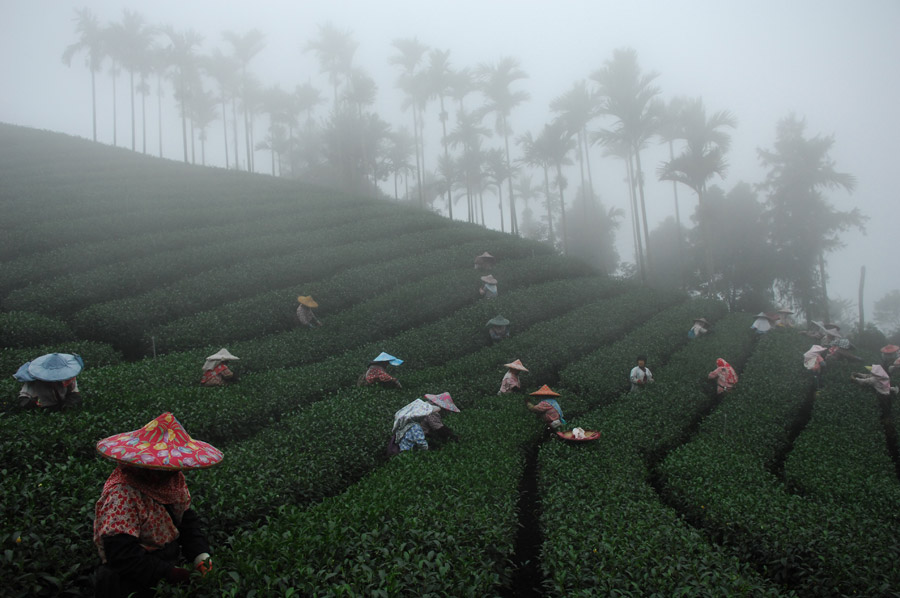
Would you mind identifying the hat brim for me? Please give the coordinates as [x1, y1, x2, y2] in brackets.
[26, 353, 83, 382]
[96, 413, 223, 470]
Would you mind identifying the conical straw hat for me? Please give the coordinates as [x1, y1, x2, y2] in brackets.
[480, 275, 498, 284]
[503, 359, 528, 372]
[96, 412, 223, 470]
[530, 384, 561, 397]
[297, 295, 318, 308]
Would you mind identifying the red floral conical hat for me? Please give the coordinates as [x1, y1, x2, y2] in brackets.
[96, 412, 223, 470]
[530, 384, 561, 397]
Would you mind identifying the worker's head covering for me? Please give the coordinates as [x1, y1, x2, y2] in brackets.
[424, 391, 459, 412]
[777, 308, 794, 314]
[392, 399, 439, 441]
[824, 323, 840, 331]
[372, 352, 403, 366]
[693, 317, 709, 326]
[480, 275, 498, 285]
[504, 359, 529, 372]
[96, 412, 223, 470]
[297, 295, 318, 308]
[474, 252, 495, 264]
[14, 353, 84, 382]
[880, 344, 900, 355]
[530, 384, 561, 397]
[203, 348, 239, 370]
[487, 316, 510, 327]
[754, 312, 777, 321]
[804, 345, 827, 358]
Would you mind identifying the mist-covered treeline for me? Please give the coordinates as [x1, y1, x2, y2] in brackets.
[62, 6, 891, 340]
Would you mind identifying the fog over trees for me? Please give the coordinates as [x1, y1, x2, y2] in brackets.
[3, 1, 897, 340]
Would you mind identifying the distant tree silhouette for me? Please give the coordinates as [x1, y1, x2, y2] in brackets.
[62, 7, 104, 142]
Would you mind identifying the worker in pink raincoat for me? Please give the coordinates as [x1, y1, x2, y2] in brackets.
[708, 358, 738, 394]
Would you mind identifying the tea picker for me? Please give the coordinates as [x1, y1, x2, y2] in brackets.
[200, 348, 239, 387]
[388, 392, 460, 454]
[487, 315, 510, 343]
[479, 275, 498, 299]
[708, 357, 738, 394]
[296, 295, 323, 328]
[498, 359, 528, 395]
[359, 352, 403, 388]
[525, 385, 566, 431]
[14, 352, 84, 411]
[93, 413, 221, 597]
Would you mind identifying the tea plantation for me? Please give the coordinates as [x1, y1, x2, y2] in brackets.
[2, 123, 899, 597]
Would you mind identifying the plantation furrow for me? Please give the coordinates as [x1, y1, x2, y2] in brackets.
[537, 313, 792, 596]
[783, 363, 900, 518]
[656, 330, 900, 595]
[144, 232, 534, 353]
[3, 209, 443, 320]
[0, 199, 380, 298]
[186, 292, 694, 597]
[0, 257, 591, 475]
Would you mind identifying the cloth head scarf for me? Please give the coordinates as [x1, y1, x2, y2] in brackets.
[716, 358, 738, 386]
[203, 348, 239, 371]
[803, 345, 826, 369]
[392, 398, 439, 442]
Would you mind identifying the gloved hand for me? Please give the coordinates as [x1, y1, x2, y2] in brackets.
[166, 567, 191, 585]
[194, 553, 213, 576]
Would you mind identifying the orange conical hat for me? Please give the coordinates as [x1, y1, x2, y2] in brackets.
[503, 359, 528, 372]
[297, 295, 318, 308]
[530, 384, 560, 397]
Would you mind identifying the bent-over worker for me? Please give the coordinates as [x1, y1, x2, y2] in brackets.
[708, 357, 738, 394]
[296, 295, 322, 328]
[359, 352, 403, 388]
[14, 352, 84, 411]
[498, 359, 528, 395]
[200, 348, 239, 387]
[93, 412, 221, 598]
[390, 392, 460, 452]
[526, 385, 566, 430]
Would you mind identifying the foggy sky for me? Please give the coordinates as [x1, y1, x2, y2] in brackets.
[2, 0, 897, 323]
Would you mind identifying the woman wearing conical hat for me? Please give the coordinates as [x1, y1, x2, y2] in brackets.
[851, 365, 899, 396]
[13, 352, 84, 411]
[498, 359, 528, 395]
[474, 252, 496, 271]
[487, 315, 510, 343]
[688, 317, 710, 339]
[199, 348, 239, 387]
[479, 274, 498, 299]
[93, 413, 222, 597]
[296, 295, 322, 328]
[750, 312, 777, 334]
[526, 385, 566, 431]
[358, 352, 403, 389]
[389, 392, 460, 453]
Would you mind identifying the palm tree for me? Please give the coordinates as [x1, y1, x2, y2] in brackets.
[224, 29, 266, 172]
[162, 25, 203, 163]
[306, 23, 356, 110]
[657, 97, 737, 296]
[62, 7, 105, 142]
[475, 57, 530, 235]
[541, 121, 575, 253]
[592, 47, 662, 272]
[260, 85, 293, 175]
[390, 37, 429, 207]
[191, 86, 218, 166]
[427, 49, 457, 219]
[386, 128, 415, 200]
[343, 68, 378, 188]
[109, 9, 154, 152]
[446, 109, 491, 225]
[484, 148, 513, 228]
[550, 80, 598, 217]
[602, 135, 645, 278]
[203, 49, 239, 168]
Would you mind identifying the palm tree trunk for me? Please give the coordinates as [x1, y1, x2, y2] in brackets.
[412, 109, 423, 207]
[232, 97, 240, 170]
[111, 64, 118, 146]
[180, 75, 188, 163]
[440, 96, 453, 220]
[91, 68, 98, 142]
[542, 166, 554, 246]
[633, 148, 652, 274]
[697, 189, 717, 297]
[156, 74, 163, 158]
[819, 251, 830, 323]
[129, 69, 136, 151]
[625, 152, 645, 282]
[556, 161, 568, 254]
[140, 74, 147, 154]
[221, 95, 229, 169]
[582, 127, 595, 205]
[503, 125, 517, 235]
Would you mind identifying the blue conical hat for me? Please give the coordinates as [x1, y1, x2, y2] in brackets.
[23, 353, 83, 382]
[372, 352, 403, 366]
